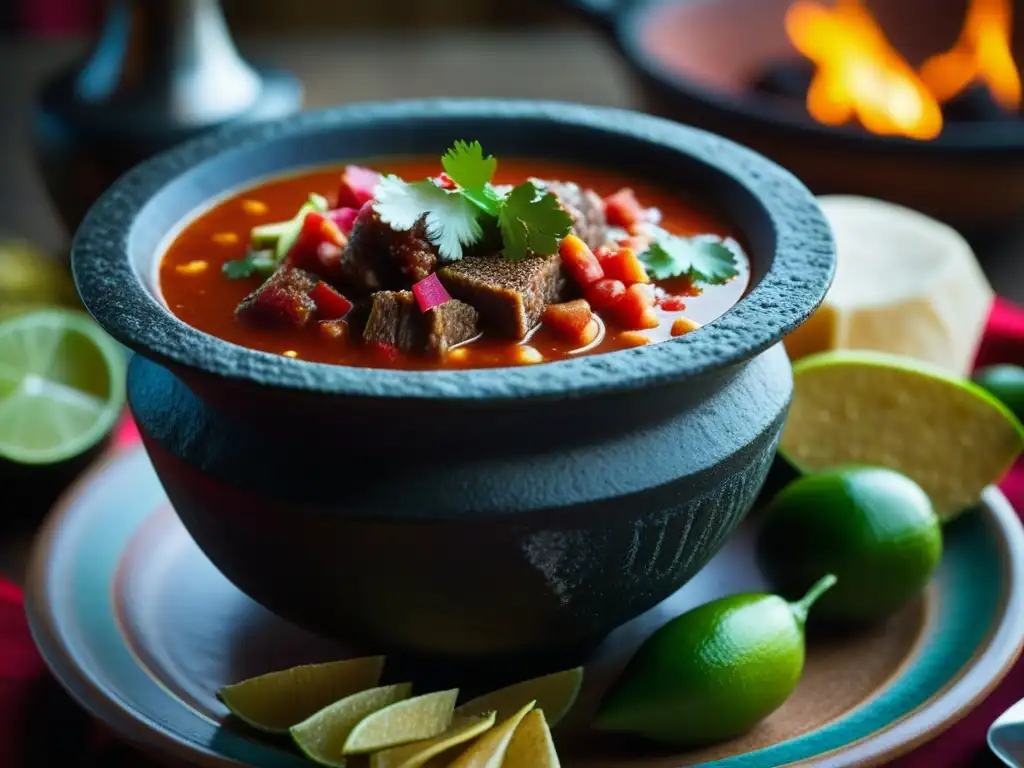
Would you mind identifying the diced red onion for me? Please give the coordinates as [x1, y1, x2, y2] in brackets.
[337, 165, 381, 209]
[328, 207, 359, 235]
[412, 272, 452, 312]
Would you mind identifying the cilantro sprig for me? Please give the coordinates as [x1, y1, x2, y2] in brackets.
[638, 235, 739, 285]
[374, 140, 573, 262]
[498, 182, 573, 261]
[442, 140, 500, 215]
[222, 250, 276, 280]
[374, 175, 483, 262]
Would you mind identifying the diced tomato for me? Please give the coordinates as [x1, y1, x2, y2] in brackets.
[600, 247, 650, 285]
[543, 299, 593, 343]
[584, 278, 626, 311]
[327, 207, 359, 235]
[310, 281, 353, 320]
[603, 188, 646, 229]
[559, 235, 604, 286]
[594, 245, 615, 264]
[337, 165, 381, 209]
[368, 341, 399, 362]
[436, 172, 457, 190]
[286, 212, 345, 272]
[578, 318, 601, 347]
[305, 211, 345, 248]
[659, 294, 687, 311]
[613, 283, 660, 330]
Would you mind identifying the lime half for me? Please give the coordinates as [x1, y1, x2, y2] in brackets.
[0, 241, 79, 318]
[0, 309, 125, 465]
[782, 350, 1024, 519]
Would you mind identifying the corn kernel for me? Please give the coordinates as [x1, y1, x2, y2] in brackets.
[213, 232, 239, 245]
[319, 321, 347, 341]
[516, 345, 545, 365]
[620, 332, 651, 348]
[447, 347, 469, 362]
[282, 350, 299, 359]
[241, 199, 268, 215]
[174, 260, 208, 276]
[671, 317, 701, 337]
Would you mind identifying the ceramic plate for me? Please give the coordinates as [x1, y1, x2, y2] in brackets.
[26, 447, 1024, 768]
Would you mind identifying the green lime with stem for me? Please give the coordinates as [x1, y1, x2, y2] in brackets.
[593, 574, 836, 747]
[758, 467, 942, 625]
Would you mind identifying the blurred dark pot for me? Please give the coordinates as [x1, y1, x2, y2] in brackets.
[563, 0, 1024, 230]
[34, 0, 301, 236]
[72, 99, 834, 662]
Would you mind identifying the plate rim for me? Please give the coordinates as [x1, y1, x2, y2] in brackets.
[26, 450, 258, 768]
[781, 486, 1024, 767]
[24, 448, 1024, 768]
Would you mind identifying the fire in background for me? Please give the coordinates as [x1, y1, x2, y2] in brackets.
[783, 0, 1021, 139]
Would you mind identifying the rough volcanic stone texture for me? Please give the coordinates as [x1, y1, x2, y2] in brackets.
[73, 99, 835, 402]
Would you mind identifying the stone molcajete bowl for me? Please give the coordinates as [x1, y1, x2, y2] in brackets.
[71, 100, 834, 665]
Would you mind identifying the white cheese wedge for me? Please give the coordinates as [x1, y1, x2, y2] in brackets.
[784, 195, 993, 376]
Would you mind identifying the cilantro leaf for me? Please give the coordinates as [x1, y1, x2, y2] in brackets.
[373, 175, 483, 262]
[442, 140, 500, 216]
[222, 258, 255, 279]
[222, 250, 276, 280]
[497, 182, 574, 261]
[639, 235, 739, 284]
[442, 140, 496, 193]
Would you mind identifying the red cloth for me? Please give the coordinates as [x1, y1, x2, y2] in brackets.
[2, 301, 1023, 766]
[20, 0, 101, 35]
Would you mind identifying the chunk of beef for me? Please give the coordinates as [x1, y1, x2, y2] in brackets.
[340, 206, 438, 293]
[363, 290, 479, 358]
[535, 179, 610, 250]
[345, 298, 372, 338]
[438, 254, 566, 339]
[235, 266, 318, 328]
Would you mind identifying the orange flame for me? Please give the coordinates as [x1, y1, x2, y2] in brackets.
[919, 0, 1021, 112]
[785, 0, 943, 139]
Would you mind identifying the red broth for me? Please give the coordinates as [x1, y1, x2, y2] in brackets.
[159, 159, 750, 370]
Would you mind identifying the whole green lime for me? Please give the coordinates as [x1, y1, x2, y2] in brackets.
[593, 575, 836, 747]
[974, 364, 1024, 424]
[758, 467, 942, 625]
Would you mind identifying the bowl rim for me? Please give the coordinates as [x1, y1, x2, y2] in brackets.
[618, 0, 1024, 155]
[72, 98, 834, 402]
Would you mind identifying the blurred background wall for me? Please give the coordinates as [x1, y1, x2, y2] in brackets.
[1, 0, 567, 34]
[221, 0, 564, 30]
